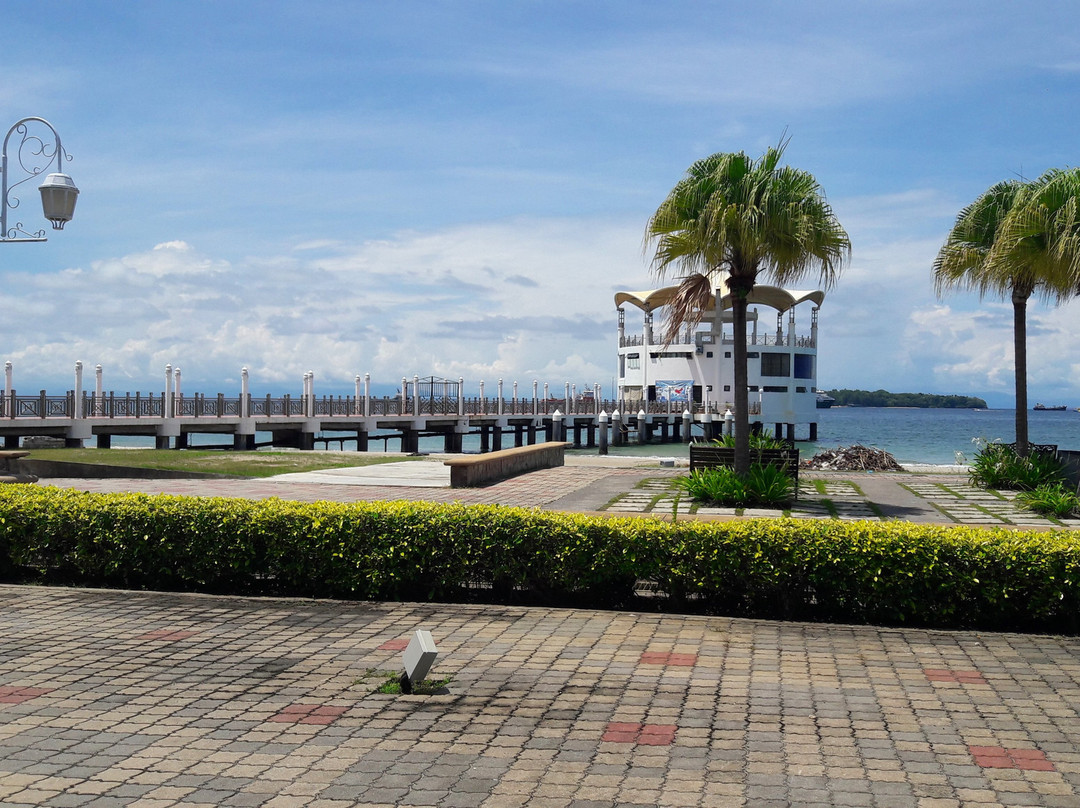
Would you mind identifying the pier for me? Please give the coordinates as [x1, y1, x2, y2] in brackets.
[0, 366, 735, 453]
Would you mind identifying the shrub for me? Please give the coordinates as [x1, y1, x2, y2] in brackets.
[1017, 485, 1080, 518]
[1, 485, 1079, 633]
[968, 441, 1066, 491]
[675, 462, 795, 507]
[709, 433, 790, 450]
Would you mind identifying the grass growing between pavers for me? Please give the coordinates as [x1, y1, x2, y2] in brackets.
[23, 448, 423, 477]
[354, 669, 453, 695]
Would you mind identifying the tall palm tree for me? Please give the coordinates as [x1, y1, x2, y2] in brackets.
[645, 143, 850, 475]
[933, 168, 1080, 456]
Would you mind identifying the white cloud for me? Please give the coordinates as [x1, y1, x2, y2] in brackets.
[1, 217, 648, 395]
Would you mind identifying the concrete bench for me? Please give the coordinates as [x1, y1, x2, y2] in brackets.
[443, 442, 568, 488]
[0, 450, 38, 484]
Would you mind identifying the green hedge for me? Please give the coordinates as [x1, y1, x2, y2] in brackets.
[2, 485, 1079, 633]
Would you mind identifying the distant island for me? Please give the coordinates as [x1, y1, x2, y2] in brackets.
[824, 389, 988, 409]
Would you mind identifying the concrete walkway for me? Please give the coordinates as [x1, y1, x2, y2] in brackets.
[36, 460, 1080, 529]
[2, 585, 1079, 808]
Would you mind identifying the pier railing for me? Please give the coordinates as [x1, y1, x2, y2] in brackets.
[0, 390, 768, 420]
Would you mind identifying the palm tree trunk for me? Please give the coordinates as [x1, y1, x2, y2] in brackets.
[731, 288, 751, 476]
[1012, 287, 1029, 457]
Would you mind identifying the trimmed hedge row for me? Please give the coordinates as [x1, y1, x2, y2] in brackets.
[2, 485, 1079, 633]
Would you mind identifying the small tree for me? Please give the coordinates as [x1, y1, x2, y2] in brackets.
[645, 141, 849, 474]
[934, 168, 1080, 455]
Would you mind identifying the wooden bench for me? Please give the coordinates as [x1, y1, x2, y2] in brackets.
[443, 442, 569, 488]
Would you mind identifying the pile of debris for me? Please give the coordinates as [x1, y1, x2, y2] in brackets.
[802, 445, 904, 472]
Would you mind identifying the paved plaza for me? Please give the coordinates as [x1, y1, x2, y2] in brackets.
[4, 460, 1080, 807]
[2, 586, 1079, 808]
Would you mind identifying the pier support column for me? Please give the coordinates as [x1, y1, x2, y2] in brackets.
[492, 424, 503, 452]
[586, 421, 596, 448]
[660, 420, 669, 442]
[443, 430, 462, 453]
[234, 433, 256, 451]
[4, 435, 19, 449]
[786, 423, 795, 443]
[97, 434, 111, 449]
[572, 422, 583, 448]
[480, 426, 491, 453]
[527, 423, 537, 445]
[356, 430, 369, 452]
[682, 411, 692, 444]
[514, 424, 524, 448]
[176, 432, 189, 450]
[774, 423, 783, 440]
[155, 435, 170, 450]
[400, 429, 419, 454]
[671, 418, 681, 443]
[809, 422, 817, 441]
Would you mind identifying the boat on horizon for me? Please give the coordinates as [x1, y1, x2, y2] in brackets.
[816, 392, 836, 409]
[1033, 403, 1068, 411]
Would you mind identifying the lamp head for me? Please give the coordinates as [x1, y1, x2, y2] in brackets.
[38, 173, 79, 230]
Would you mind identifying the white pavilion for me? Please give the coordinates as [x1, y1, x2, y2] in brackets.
[614, 277, 825, 441]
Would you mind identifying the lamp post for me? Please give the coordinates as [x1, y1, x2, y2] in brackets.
[2, 117, 78, 243]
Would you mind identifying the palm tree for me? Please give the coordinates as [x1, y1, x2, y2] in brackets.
[933, 168, 1080, 456]
[645, 143, 850, 475]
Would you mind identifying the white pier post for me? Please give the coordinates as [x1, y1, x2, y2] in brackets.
[564, 383, 570, 416]
[571, 383, 577, 415]
[458, 377, 464, 416]
[308, 371, 315, 417]
[497, 379, 504, 415]
[74, 361, 84, 419]
[3, 360, 11, 398]
[612, 409, 623, 446]
[543, 383, 549, 412]
[552, 408, 564, 442]
[594, 383, 601, 414]
[638, 407, 648, 444]
[532, 380, 538, 415]
[401, 377, 407, 415]
[683, 408, 692, 444]
[364, 373, 371, 417]
[479, 380, 485, 414]
[413, 374, 420, 416]
[164, 364, 173, 419]
[94, 364, 103, 416]
[598, 409, 608, 455]
[174, 367, 182, 406]
[241, 367, 250, 419]
[354, 375, 362, 415]
[512, 381, 518, 414]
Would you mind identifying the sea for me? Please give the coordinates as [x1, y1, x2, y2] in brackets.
[92, 407, 1080, 466]
[594, 407, 1080, 465]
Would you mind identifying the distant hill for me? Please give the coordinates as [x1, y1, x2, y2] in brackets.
[824, 389, 988, 409]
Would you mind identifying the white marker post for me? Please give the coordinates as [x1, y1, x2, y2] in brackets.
[400, 630, 438, 694]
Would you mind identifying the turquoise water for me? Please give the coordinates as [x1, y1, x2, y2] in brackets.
[94, 407, 1080, 465]
[572, 407, 1080, 465]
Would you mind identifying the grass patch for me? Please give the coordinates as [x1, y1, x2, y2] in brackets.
[23, 448, 424, 478]
[374, 672, 452, 695]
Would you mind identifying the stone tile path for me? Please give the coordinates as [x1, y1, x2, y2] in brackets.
[2, 585, 1079, 807]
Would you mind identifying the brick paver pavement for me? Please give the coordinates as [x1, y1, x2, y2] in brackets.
[1, 585, 1079, 807]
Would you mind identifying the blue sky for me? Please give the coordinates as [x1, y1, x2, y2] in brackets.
[3, 1, 1079, 407]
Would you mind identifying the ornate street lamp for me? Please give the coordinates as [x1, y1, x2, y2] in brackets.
[1, 117, 78, 243]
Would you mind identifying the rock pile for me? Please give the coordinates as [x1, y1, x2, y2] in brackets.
[802, 445, 904, 472]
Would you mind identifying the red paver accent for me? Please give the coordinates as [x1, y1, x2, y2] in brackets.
[138, 629, 196, 642]
[0, 686, 54, 704]
[378, 638, 410, 651]
[924, 668, 987, 685]
[639, 651, 698, 667]
[268, 704, 348, 725]
[602, 721, 676, 745]
[969, 745, 1055, 771]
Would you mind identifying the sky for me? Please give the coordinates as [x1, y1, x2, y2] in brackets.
[3, 1, 1079, 408]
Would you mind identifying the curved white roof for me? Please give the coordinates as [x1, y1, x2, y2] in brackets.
[615, 281, 824, 313]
